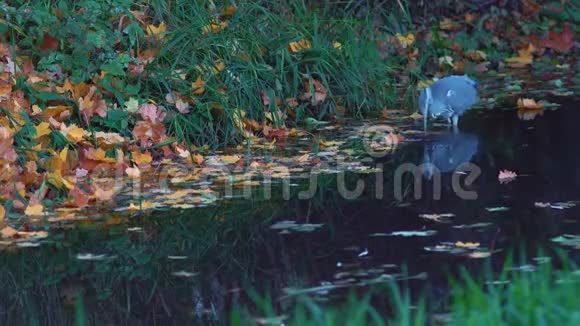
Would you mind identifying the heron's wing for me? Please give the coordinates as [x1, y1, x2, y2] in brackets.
[444, 80, 478, 114]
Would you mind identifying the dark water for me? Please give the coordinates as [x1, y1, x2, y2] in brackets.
[1, 98, 579, 324]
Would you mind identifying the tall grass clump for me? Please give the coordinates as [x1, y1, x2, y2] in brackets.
[147, 0, 409, 146]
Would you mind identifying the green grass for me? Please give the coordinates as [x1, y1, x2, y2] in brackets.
[233, 253, 580, 325]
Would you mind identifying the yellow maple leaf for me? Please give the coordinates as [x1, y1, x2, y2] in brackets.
[24, 204, 44, 216]
[396, 32, 415, 48]
[220, 155, 240, 164]
[34, 122, 51, 139]
[132, 150, 153, 165]
[288, 39, 312, 53]
[89, 148, 117, 163]
[333, 41, 342, 49]
[48, 171, 75, 190]
[505, 44, 534, 65]
[146, 21, 167, 40]
[192, 75, 205, 95]
[60, 124, 85, 143]
[59, 147, 69, 163]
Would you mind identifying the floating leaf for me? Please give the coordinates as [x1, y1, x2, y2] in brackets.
[455, 241, 480, 248]
[486, 206, 510, 212]
[498, 170, 517, 184]
[388, 230, 437, 237]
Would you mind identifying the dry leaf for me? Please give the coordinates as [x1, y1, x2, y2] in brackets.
[60, 123, 85, 143]
[125, 166, 141, 179]
[24, 204, 44, 216]
[34, 122, 51, 139]
[220, 155, 240, 164]
[128, 201, 157, 211]
[132, 150, 153, 165]
[505, 44, 534, 65]
[146, 22, 167, 40]
[498, 170, 517, 184]
[1, 226, 18, 238]
[191, 75, 205, 95]
[455, 241, 480, 248]
[517, 98, 544, 110]
[395, 32, 415, 48]
[288, 39, 312, 53]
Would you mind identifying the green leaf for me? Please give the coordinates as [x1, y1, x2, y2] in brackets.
[101, 60, 125, 76]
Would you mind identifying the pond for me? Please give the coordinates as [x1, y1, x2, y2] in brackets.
[1, 95, 579, 324]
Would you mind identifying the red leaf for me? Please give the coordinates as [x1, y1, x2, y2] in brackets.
[40, 32, 59, 52]
[541, 23, 574, 53]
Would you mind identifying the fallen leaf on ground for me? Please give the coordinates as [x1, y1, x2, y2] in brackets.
[540, 23, 574, 53]
[220, 155, 240, 164]
[24, 204, 44, 216]
[125, 166, 141, 179]
[191, 76, 205, 95]
[1, 226, 18, 238]
[128, 201, 157, 211]
[146, 22, 167, 40]
[288, 39, 312, 53]
[505, 44, 534, 66]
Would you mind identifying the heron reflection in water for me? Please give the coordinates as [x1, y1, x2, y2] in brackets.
[422, 131, 480, 180]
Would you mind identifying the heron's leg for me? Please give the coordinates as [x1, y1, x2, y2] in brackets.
[452, 115, 459, 134]
[423, 115, 427, 132]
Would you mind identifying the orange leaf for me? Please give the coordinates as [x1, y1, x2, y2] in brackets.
[517, 98, 544, 110]
[1, 226, 17, 238]
[193, 154, 205, 166]
[78, 86, 108, 123]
